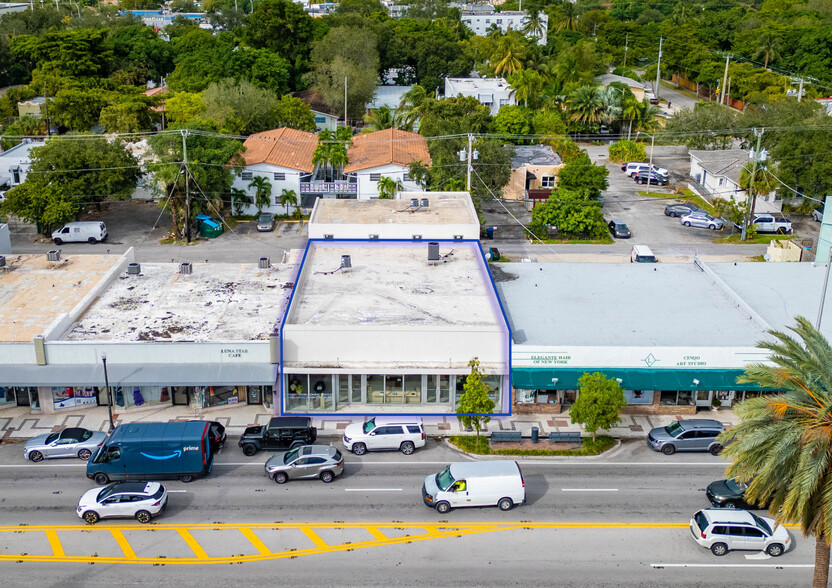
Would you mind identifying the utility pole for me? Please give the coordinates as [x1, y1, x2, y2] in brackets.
[182, 130, 191, 243]
[344, 77, 348, 125]
[654, 36, 663, 100]
[623, 33, 629, 68]
[721, 54, 730, 106]
[798, 77, 804, 102]
[726, 77, 732, 107]
[741, 128, 764, 241]
[466, 133, 473, 193]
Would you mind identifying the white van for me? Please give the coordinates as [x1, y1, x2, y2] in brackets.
[52, 221, 108, 245]
[343, 416, 425, 455]
[422, 460, 526, 514]
[630, 245, 657, 263]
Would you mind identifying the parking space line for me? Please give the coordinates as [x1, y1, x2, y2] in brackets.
[110, 529, 137, 559]
[301, 527, 329, 549]
[239, 527, 271, 555]
[177, 529, 209, 560]
[44, 530, 64, 558]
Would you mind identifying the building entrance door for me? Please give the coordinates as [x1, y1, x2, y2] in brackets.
[695, 390, 712, 407]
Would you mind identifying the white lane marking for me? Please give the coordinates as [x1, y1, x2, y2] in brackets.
[344, 488, 403, 492]
[213, 461, 726, 467]
[652, 563, 811, 568]
[0, 464, 85, 468]
[166, 490, 188, 493]
[745, 552, 771, 560]
[561, 488, 618, 492]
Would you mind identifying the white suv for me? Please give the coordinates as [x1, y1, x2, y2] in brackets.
[343, 417, 426, 455]
[690, 508, 791, 556]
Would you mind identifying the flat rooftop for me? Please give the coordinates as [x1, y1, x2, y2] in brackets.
[0, 253, 122, 343]
[286, 240, 500, 327]
[495, 262, 766, 347]
[309, 192, 477, 225]
[65, 261, 297, 342]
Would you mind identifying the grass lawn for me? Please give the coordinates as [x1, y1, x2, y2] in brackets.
[449, 435, 615, 457]
[715, 234, 793, 244]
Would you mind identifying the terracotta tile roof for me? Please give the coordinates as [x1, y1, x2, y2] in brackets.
[343, 129, 431, 173]
[241, 128, 318, 173]
[144, 86, 170, 98]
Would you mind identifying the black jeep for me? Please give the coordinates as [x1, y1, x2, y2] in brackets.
[238, 417, 317, 456]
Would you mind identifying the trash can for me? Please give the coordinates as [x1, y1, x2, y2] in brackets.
[486, 226, 494, 239]
[531, 426, 539, 443]
[489, 247, 501, 261]
[199, 219, 223, 238]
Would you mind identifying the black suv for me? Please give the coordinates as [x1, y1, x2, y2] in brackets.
[239, 417, 317, 456]
[608, 219, 631, 239]
[634, 170, 669, 186]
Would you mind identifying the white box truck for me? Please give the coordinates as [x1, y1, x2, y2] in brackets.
[422, 460, 526, 514]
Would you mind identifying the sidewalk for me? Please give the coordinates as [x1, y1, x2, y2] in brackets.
[0, 404, 739, 442]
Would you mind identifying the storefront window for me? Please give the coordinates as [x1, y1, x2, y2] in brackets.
[52, 387, 98, 410]
[205, 386, 243, 407]
[403, 375, 421, 405]
[286, 375, 309, 411]
[385, 375, 403, 403]
[0, 387, 15, 406]
[659, 390, 694, 406]
[427, 375, 451, 403]
[367, 375, 384, 404]
[482, 375, 501, 406]
[624, 390, 654, 405]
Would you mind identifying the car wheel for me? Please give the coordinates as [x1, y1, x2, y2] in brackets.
[723, 501, 737, 509]
[83, 511, 100, 525]
[661, 444, 676, 455]
[498, 498, 513, 511]
[683, 221, 691, 227]
[352, 443, 367, 456]
[179, 474, 194, 483]
[94, 472, 109, 485]
[274, 472, 288, 484]
[135, 510, 152, 524]
[29, 450, 44, 463]
[711, 542, 728, 556]
[709, 444, 723, 456]
[400, 441, 415, 455]
[670, 212, 678, 217]
[242, 444, 257, 457]
[290, 441, 305, 450]
[435, 501, 451, 514]
[53, 238, 63, 245]
[87, 237, 97, 244]
[709, 224, 717, 230]
[78, 449, 92, 460]
[664, 210, 671, 216]
[320, 471, 334, 483]
[767, 543, 784, 557]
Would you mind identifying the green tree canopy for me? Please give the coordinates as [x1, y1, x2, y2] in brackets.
[201, 78, 279, 135]
[272, 95, 316, 131]
[456, 357, 496, 436]
[556, 153, 609, 199]
[570, 372, 627, 440]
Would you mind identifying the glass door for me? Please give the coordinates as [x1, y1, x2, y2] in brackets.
[337, 375, 362, 406]
[695, 390, 712, 407]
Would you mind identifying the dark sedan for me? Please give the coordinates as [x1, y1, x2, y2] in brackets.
[608, 219, 631, 239]
[665, 203, 704, 217]
[706, 478, 763, 509]
[634, 171, 669, 186]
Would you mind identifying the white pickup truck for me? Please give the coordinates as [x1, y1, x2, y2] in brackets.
[735, 214, 793, 234]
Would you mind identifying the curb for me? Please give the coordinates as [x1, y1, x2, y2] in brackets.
[440, 437, 622, 461]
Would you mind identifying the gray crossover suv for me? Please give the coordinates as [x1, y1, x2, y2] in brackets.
[265, 445, 344, 484]
[647, 419, 725, 455]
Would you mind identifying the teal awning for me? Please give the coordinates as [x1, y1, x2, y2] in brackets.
[512, 367, 767, 391]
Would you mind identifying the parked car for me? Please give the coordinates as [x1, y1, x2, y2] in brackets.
[735, 214, 793, 234]
[239, 416, 317, 456]
[634, 171, 669, 186]
[608, 219, 632, 239]
[256, 212, 275, 232]
[343, 417, 426, 455]
[813, 206, 824, 222]
[264, 445, 344, 484]
[77, 481, 168, 525]
[599, 125, 610, 135]
[630, 245, 657, 263]
[647, 419, 725, 455]
[706, 478, 762, 509]
[689, 508, 790, 556]
[664, 203, 704, 218]
[680, 213, 724, 230]
[52, 221, 108, 245]
[24, 427, 106, 462]
[623, 162, 668, 178]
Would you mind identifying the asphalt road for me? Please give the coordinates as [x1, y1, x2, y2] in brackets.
[0, 439, 815, 587]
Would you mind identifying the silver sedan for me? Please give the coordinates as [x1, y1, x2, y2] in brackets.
[24, 427, 106, 462]
[680, 213, 724, 230]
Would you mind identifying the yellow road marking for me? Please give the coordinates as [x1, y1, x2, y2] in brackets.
[365, 526, 387, 541]
[239, 527, 271, 556]
[110, 529, 137, 560]
[44, 530, 64, 558]
[177, 529, 209, 560]
[301, 527, 328, 549]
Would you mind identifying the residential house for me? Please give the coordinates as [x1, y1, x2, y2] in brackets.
[366, 85, 414, 112]
[17, 96, 46, 118]
[816, 98, 832, 116]
[294, 89, 341, 132]
[594, 74, 646, 102]
[689, 149, 779, 212]
[0, 140, 42, 194]
[444, 78, 515, 116]
[144, 85, 169, 131]
[504, 145, 563, 209]
[343, 128, 431, 199]
[461, 11, 548, 45]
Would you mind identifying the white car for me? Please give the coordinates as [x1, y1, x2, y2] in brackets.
[77, 481, 167, 525]
[680, 213, 724, 230]
[690, 508, 791, 556]
[343, 417, 425, 455]
[622, 162, 668, 178]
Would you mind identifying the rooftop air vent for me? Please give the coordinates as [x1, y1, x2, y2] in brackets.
[369, 234, 379, 240]
[179, 261, 193, 275]
[453, 234, 464, 240]
[259, 257, 271, 269]
[0, 255, 5, 268]
[410, 198, 420, 208]
[412, 234, 422, 240]
[420, 198, 429, 208]
[341, 255, 352, 271]
[324, 234, 334, 239]
[428, 242, 440, 262]
[47, 250, 61, 262]
[127, 262, 141, 275]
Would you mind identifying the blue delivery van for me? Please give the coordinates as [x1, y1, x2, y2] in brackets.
[86, 421, 213, 485]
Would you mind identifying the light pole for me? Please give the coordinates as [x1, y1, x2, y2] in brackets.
[636, 131, 655, 174]
[101, 353, 115, 433]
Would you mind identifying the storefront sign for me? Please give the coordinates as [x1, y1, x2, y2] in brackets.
[513, 346, 771, 370]
[220, 348, 250, 360]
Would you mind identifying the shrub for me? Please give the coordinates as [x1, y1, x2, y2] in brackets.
[448, 435, 615, 456]
[608, 140, 647, 164]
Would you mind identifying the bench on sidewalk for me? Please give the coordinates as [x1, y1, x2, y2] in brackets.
[548, 432, 582, 444]
[490, 431, 522, 443]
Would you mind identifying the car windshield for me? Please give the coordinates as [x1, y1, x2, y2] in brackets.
[436, 466, 456, 491]
[258, 214, 272, 222]
[751, 512, 773, 535]
[665, 422, 684, 436]
[44, 433, 59, 444]
[725, 478, 748, 493]
[693, 510, 708, 533]
[97, 483, 120, 501]
[153, 487, 165, 500]
[363, 418, 376, 434]
[283, 448, 300, 464]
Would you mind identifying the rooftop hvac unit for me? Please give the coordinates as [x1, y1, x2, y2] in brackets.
[259, 257, 271, 269]
[47, 250, 61, 262]
[127, 262, 141, 275]
[179, 261, 193, 275]
[410, 198, 420, 208]
[420, 198, 429, 208]
[0, 255, 5, 268]
[341, 255, 352, 271]
[428, 242, 440, 261]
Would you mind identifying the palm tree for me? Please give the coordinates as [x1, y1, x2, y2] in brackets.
[279, 188, 299, 217]
[522, 9, 545, 41]
[231, 187, 251, 217]
[566, 85, 604, 130]
[555, 3, 578, 32]
[754, 31, 782, 69]
[312, 129, 334, 181]
[633, 101, 660, 133]
[330, 126, 352, 179]
[598, 86, 622, 127]
[248, 175, 272, 213]
[721, 316, 832, 588]
[377, 176, 398, 199]
[363, 105, 395, 131]
[492, 36, 526, 77]
[508, 70, 544, 108]
[397, 85, 429, 131]
[555, 53, 582, 87]
[621, 97, 641, 140]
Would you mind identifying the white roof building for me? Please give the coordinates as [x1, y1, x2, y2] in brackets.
[461, 10, 548, 45]
[444, 77, 515, 116]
